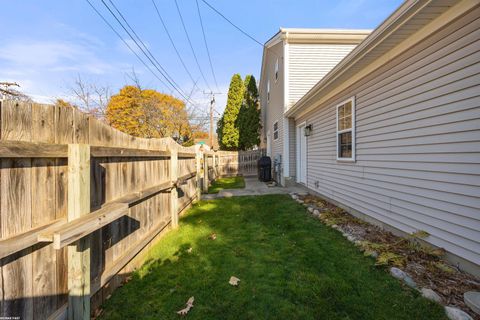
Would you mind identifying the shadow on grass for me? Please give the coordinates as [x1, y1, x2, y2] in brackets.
[99, 195, 447, 320]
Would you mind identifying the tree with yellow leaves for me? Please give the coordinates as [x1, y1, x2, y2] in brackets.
[106, 85, 192, 142]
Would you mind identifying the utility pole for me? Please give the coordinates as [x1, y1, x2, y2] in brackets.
[203, 91, 222, 149]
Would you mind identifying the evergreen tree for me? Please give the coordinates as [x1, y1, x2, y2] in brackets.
[237, 75, 261, 150]
[218, 74, 244, 150]
[216, 115, 224, 149]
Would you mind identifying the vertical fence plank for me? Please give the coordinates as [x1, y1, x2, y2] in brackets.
[55, 104, 75, 312]
[31, 103, 58, 319]
[0, 101, 33, 320]
[67, 144, 91, 320]
[202, 153, 209, 192]
[170, 148, 178, 228]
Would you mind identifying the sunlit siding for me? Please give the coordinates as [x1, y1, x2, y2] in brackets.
[261, 41, 285, 162]
[297, 8, 480, 266]
[288, 44, 357, 106]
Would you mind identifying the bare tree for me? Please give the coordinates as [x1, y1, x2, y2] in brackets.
[125, 67, 142, 90]
[184, 78, 211, 132]
[70, 75, 111, 121]
[0, 82, 32, 101]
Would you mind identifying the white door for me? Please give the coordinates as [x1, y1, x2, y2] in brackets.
[296, 123, 307, 184]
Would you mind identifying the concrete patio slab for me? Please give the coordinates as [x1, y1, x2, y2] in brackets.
[201, 176, 308, 200]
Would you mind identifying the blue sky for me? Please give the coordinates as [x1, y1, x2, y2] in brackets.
[0, 0, 402, 114]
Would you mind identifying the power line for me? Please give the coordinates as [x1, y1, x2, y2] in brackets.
[199, 0, 264, 47]
[84, 0, 172, 92]
[151, 0, 199, 91]
[97, 0, 204, 109]
[102, 0, 189, 100]
[174, 0, 212, 92]
[195, 0, 219, 90]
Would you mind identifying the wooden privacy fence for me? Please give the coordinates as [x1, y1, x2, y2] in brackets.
[0, 100, 202, 320]
[200, 149, 266, 191]
[0, 100, 264, 319]
[204, 149, 265, 179]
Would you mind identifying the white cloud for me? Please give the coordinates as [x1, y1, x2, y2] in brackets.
[0, 39, 112, 74]
[116, 38, 150, 56]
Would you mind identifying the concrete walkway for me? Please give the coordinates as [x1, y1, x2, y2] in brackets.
[201, 176, 308, 200]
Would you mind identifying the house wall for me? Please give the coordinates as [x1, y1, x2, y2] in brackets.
[295, 7, 480, 271]
[288, 118, 296, 178]
[260, 41, 285, 180]
[287, 43, 357, 107]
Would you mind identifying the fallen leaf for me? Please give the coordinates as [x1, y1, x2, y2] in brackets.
[176, 296, 194, 316]
[209, 233, 216, 240]
[229, 276, 240, 286]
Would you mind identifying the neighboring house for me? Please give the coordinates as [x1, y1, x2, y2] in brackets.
[264, 0, 479, 276]
[259, 28, 370, 185]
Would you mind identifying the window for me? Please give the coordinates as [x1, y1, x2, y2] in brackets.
[267, 79, 270, 102]
[273, 121, 279, 140]
[275, 58, 279, 82]
[336, 97, 355, 161]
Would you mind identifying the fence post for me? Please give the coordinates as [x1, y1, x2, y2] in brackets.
[196, 150, 202, 199]
[212, 152, 216, 180]
[67, 144, 91, 320]
[203, 153, 209, 192]
[170, 147, 179, 228]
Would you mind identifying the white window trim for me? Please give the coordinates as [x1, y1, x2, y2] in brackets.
[336, 97, 356, 162]
[273, 121, 279, 141]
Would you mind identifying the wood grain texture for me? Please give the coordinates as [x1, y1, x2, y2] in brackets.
[0, 140, 67, 158]
[91, 146, 170, 158]
[0, 219, 65, 259]
[30, 102, 59, 319]
[52, 203, 128, 249]
[67, 144, 91, 320]
[0, 100, 33, 319]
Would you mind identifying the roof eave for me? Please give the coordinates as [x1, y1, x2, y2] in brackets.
[285, 0, 424, 118]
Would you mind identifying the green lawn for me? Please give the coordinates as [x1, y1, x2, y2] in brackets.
[100, 195, 446, 320]
[207, 176, 245, 194]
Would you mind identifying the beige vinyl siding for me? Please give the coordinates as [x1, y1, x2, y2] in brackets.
[288, 44, 357, 106]
[297, 8, 480, 266]
[261, 41, 285, 161]
[288, 118, 296, 177]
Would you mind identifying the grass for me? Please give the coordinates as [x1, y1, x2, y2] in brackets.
[207, 176, 245, 194]
[100, 195, 446, 320]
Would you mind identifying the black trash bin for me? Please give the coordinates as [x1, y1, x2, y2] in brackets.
[257, 156, 272, 182]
